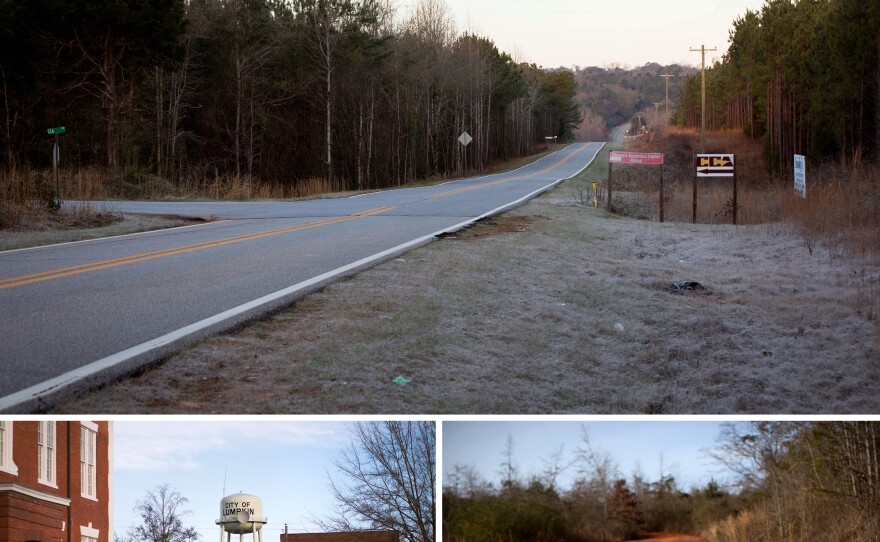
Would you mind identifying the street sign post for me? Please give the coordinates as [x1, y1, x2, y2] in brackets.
[794, 154, 806, 198]
[694, 153, 737, 224]
[458, 131, 472, 176]
[47, 126, 67, 204]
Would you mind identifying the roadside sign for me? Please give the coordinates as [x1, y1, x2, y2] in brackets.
[47, 126, 67, 135]
[458, 131, 472, 147]
[609, 151, 664, 165]
[794, 154, 806, 198]
[695, 154, 735, 177]
[607, 151, 666, 220]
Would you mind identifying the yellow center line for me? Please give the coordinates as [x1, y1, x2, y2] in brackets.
[427, 143, 589, 200]
[0, 205, 395, 291]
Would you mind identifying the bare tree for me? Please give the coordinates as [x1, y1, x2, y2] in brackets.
[574, 426, 619, 505]
[497, 432, 518, 490]
[446, 464, 492, 498]
[120, 484, 200, 542]
[296, 0, 377, 183]
[320, 421, 435, 542]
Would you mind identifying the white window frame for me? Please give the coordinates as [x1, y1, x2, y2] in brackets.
[37, 421, 57, 487]
[80, 425, 97, 500]
[0, 421, 18, 475]
[81, 522, 100, 542]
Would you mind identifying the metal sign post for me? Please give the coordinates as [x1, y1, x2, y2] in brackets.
[47, 126, 66, 204]
[694, 153, 737, 224]
[458, 131, 472, 176]
[608, 151, 665, 220]
[607, 160, 613, 212]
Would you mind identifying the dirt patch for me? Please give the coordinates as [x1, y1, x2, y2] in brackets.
[439, 214, 550, 240]
[52, 145, 880, 414]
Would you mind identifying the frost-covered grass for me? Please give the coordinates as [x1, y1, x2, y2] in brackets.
[56, 144, 880, 414]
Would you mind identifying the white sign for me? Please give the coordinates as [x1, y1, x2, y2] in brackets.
[794, 154, 806, 198]
[458, 131, 472, 147]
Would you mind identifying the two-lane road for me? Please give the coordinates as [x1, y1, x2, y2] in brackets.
[0, 142, 603, 410]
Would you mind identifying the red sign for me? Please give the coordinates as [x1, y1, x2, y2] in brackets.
[609, 151, 664, 165]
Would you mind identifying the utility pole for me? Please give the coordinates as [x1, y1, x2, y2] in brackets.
[690, 45, 717, 153]
[659, 75, 674, 121]
[660, 74, 674, 149]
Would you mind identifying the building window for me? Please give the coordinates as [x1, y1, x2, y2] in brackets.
[81, 522, 100, 542]
[0, 421, 18, 475]
[37, 421, 56, 486]
[81, 425, 97, 499]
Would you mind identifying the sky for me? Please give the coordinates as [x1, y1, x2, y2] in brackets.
[442, 421, 736, 492]
[113, 420, 361, 542]
[402, 0, 768, 68]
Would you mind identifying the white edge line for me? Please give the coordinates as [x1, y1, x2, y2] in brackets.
[1, 219, 229, 255]
[0, 142, 603, 412]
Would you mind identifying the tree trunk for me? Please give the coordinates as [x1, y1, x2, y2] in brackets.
[876, 27, 879, 162]
[156, 66, 163, 178]
[104, 40, 120, 172]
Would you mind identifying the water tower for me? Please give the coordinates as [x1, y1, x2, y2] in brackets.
[216, 492, 268, 542]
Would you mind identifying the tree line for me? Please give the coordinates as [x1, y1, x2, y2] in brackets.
[0, 0, 581, 192]
[443, 422, 880, 542]
[573, 62, 697, 140]
[674, 0, 879, 170]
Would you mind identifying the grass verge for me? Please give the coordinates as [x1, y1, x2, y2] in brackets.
[52, 141, 880, 414]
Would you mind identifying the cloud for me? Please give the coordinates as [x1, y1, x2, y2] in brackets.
[114, 421, 350, 471]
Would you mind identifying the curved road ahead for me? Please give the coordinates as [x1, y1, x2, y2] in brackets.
[0, 142, 603, 410]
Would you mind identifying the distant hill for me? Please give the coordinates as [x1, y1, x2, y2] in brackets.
[575, 63, 698, 129]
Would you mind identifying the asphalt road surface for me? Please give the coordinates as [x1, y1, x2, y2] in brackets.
[611, 123, 629, 143]
[0, 142, 603, 410]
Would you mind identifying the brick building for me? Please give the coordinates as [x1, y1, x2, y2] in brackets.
[280, 531, 399, 542]
[0, 421, 112, 542]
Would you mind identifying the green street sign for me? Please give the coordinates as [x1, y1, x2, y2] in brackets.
[47, 126, 66, 135]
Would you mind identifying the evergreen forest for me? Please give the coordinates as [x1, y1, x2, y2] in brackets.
[674, 0, 879, 170]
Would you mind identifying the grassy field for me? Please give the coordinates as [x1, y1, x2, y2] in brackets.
[53, 136, 880, 414]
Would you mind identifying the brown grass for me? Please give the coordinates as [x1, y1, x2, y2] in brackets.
[0, 166, 126, 231]
[703, 501, 880, 542]
[616, 128, 880, 258]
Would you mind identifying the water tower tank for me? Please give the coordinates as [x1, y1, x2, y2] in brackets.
[218, 493, 266, 535]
